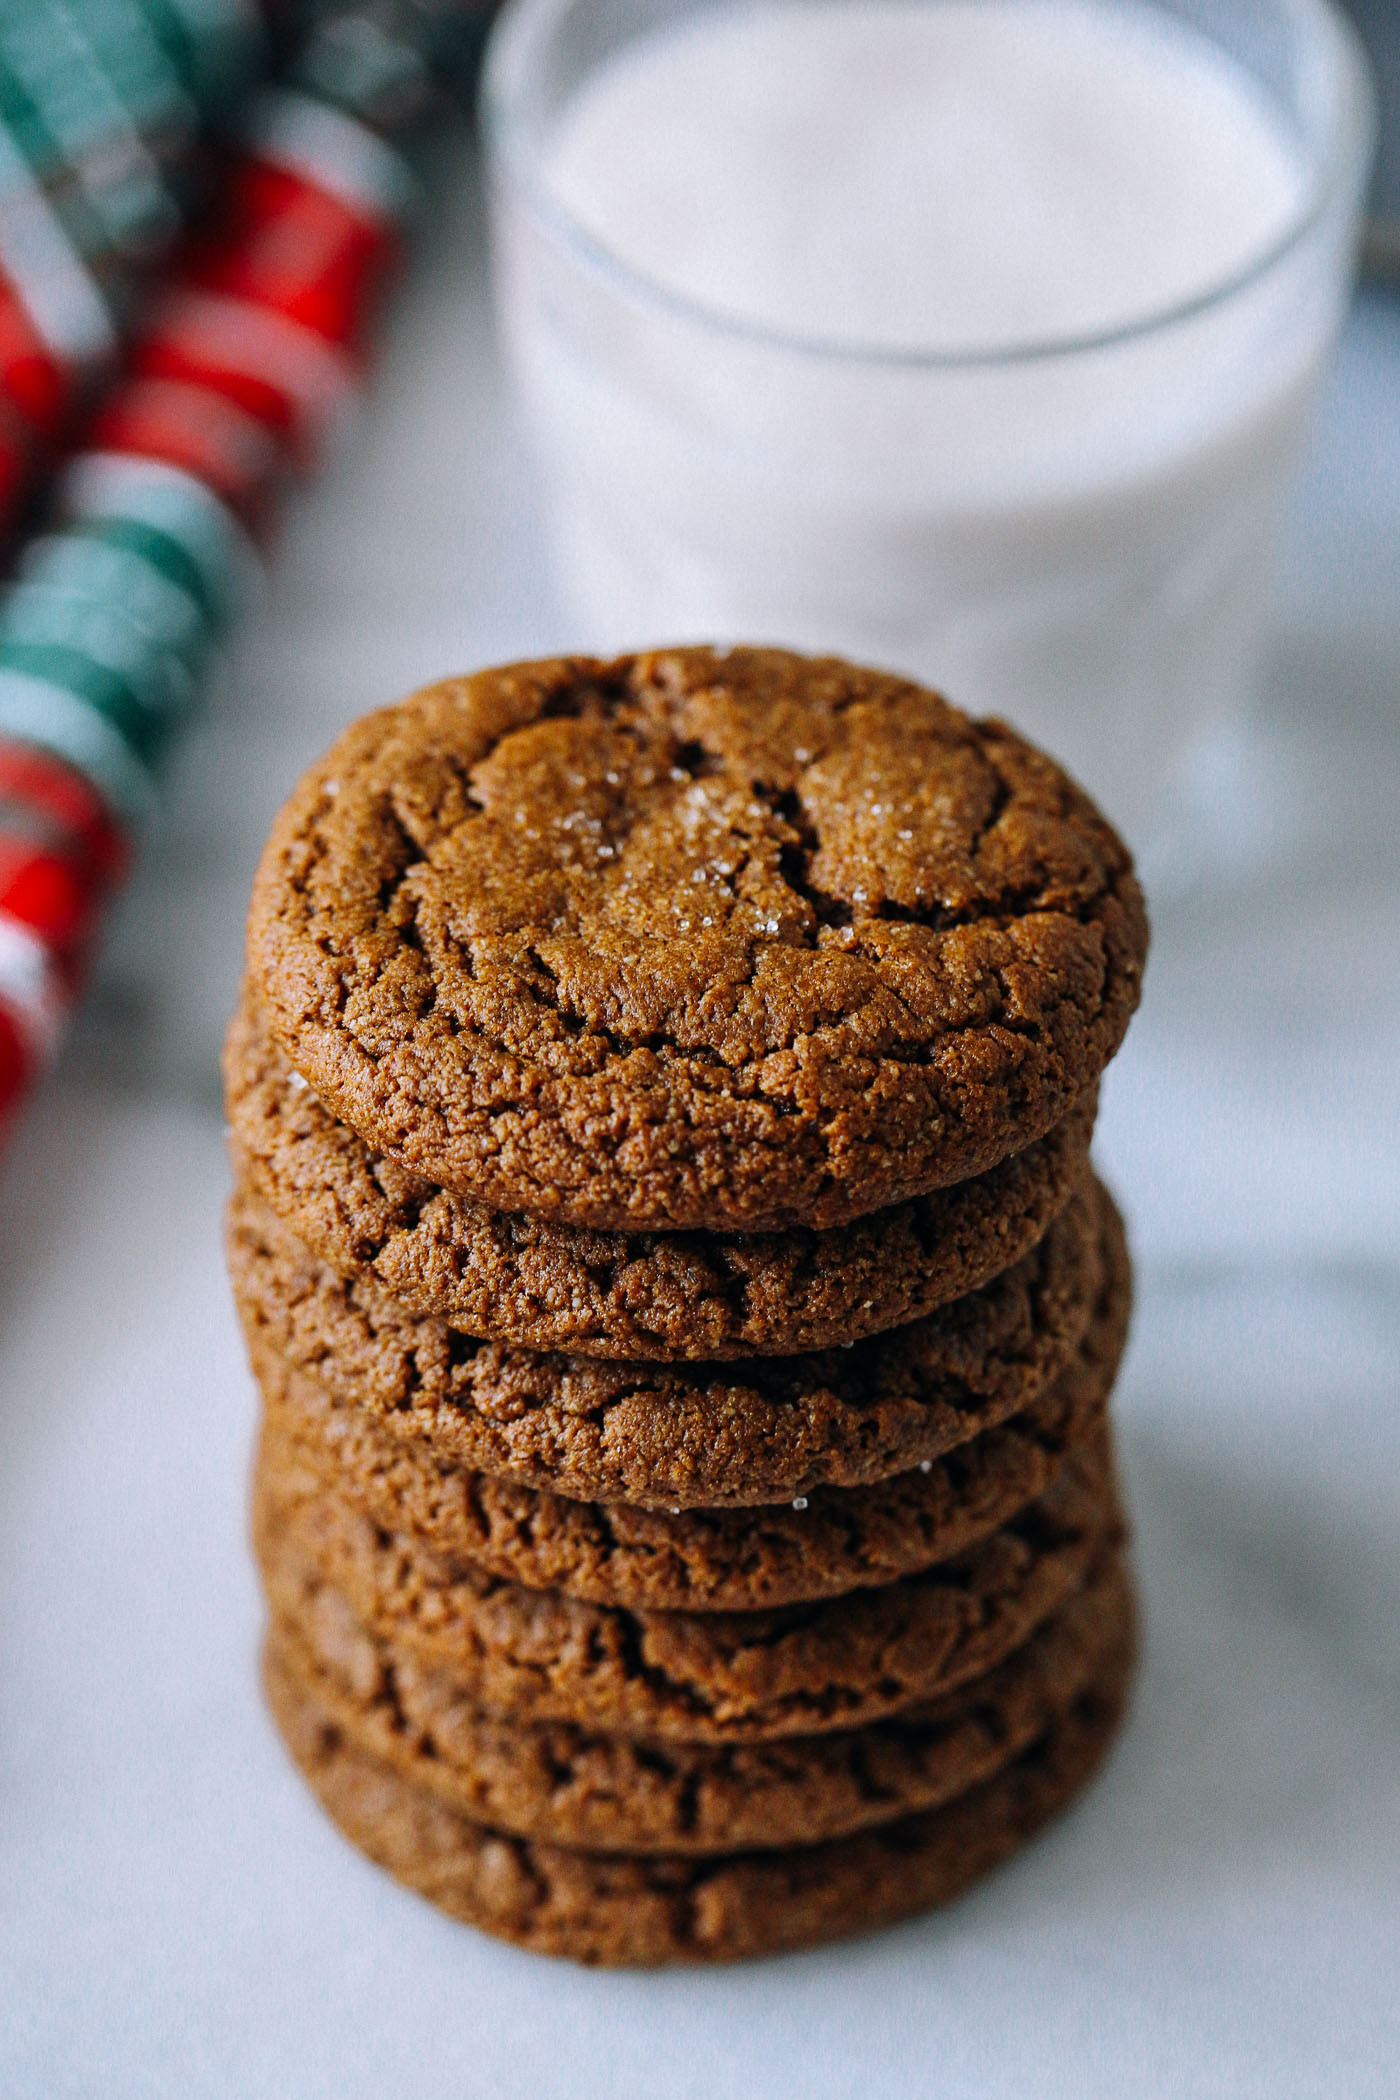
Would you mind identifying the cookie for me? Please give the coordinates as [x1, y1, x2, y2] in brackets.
[265, 1551, 1132, 1855]
[253, 1430, 1123, 1743]
[254, 1197, 1128, 1610]
[230, 1176, 1109, 1510]
[225, 990, 1098, 1360]
[245, 648, 1147, 1233]
[263, 1627, 1133, 1964]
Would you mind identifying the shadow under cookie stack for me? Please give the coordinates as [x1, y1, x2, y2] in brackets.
[224, 647, 1150, 1965]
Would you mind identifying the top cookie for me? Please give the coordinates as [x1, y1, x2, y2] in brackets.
[247, 648, 1147, 1232]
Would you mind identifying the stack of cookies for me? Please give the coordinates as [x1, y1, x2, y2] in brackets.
[224, 647, 1149, 1965]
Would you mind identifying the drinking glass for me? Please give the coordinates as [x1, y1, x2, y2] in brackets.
[481, 0, 1374, 854]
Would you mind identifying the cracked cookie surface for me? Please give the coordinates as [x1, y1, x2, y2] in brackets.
[225, 992, 1097, 1359]
[246, 648, 1147, 1233]
[253, 1430, 1122, 1743]
[264, 1625, 1132, 1964]
[254, 1195, 1127, 1610]
[230, 1176, 1109, 1510]
[265, 1552, 1131, 1855]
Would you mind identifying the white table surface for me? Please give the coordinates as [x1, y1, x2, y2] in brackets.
[2, 134, 1397, 2099]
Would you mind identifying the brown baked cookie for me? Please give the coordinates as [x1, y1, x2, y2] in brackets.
[255, 1197, 1128, 1611]
[225, 990, 1097, 1360]
[265, 1551, 1132, 1856]
[263, 1630, 1133, 1964]
[252, 1431, 1123, 1743]
[246, 648, 1147, 1233]
[230, 1177, 1109, 1510]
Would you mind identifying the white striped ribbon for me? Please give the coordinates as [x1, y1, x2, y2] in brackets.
[0, 908, 67, 1063]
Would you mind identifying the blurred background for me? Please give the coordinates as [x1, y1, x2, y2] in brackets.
[0, 2, 1396, 2093]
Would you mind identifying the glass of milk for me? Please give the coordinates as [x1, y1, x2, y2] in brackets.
[481, 0, 1374, 852]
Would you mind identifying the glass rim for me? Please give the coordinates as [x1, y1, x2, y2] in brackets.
[480, 0, 1377, 370]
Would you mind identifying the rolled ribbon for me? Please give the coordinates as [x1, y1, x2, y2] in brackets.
[0, 0, 264, 524]
[0, 0, 489, 1140]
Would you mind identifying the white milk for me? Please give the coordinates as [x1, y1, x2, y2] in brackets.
[489, 0, 1368, 837]
[546, 4, 1304, 352]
